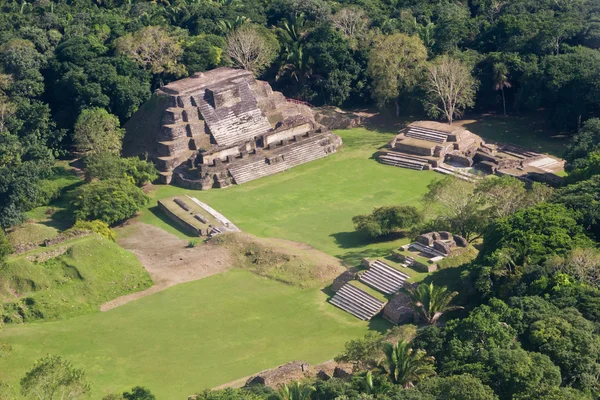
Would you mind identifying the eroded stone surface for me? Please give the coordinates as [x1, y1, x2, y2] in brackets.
[124, 68, 342, 188]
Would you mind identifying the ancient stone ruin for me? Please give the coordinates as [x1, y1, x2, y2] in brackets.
[393, 231, 469, 273]
[378, 121, 564, 184]
[123, 68, 342, 188]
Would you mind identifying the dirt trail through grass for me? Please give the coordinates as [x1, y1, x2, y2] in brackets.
[100, 222, 233, 311]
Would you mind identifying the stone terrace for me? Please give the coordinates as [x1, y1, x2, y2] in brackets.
[124, 67, 341, 188]
[377, 120, 565, 184]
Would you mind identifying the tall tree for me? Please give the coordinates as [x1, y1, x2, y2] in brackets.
[367, 33, 428, 117]
[20, 355, 90, 400]
[227, 25, 278, 75]
[73, 108, 123, 157]
[330, 7, 369, 48]
[402, 283, 462, 325]
[423, 177, 485, 241]
[115, 26, 186, 83]
[382, 340, 436, 387]
[492, 63, 511, 116]
[423, 55, 477, 124]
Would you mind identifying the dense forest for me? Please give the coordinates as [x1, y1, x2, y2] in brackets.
[2, 0, 600, 399]
[1, 0, 600, 228]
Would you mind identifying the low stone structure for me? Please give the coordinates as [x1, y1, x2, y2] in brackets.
[331, 267, 359, 292]
[12, 230, 91, 255]
[124, 68, 342, 188]
[378, 121, 565, 184]
[246, 361, 309, 387]
[394, 231, 469, 272]
[243, 360, 355, 389]
[383, 283, 417, 325]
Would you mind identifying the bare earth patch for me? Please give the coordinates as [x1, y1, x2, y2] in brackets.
[100, 222, 233, 311]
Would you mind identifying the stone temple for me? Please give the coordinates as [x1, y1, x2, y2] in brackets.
[123, 68, 342, 189]
[377, 121, 564, 184]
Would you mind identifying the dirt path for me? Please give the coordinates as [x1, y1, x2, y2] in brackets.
[100, 222, 233, 311]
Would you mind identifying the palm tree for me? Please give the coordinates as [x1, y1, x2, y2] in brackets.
[217, 16, 251, 34]
[279, 381, 314, 400]
[381, 340, 435, 387]
[492, 62, 512, 117]
[402, 282, 462, 325]
[361, 370, 392, 397]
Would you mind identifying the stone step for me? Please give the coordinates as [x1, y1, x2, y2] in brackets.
[433, 166, 475, 182]
[359, 272, 401, 294]
[229, 137, 330, 184]
[382, 152, 430, 164]
[405, 128, 447, 144]
[380, 154, 427, 167]
[331, 294, 379, 319]
[329, 296, 371, 320]
[409, 126, 451, 137]
[330, 283, 386, 320]
[364, 266, 406, 289]
[372, 260, 411, 280]
[379, 157, 424, 171]
[337, 284, 385, 311]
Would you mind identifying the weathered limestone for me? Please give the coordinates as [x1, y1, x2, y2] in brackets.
[377, 120, 564, 184]
[124, 67, 341, 187]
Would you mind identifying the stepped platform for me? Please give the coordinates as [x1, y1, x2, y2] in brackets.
[123, 67, 341, 189]
[405, 126, 449, 143]
[329, 282, 386, 320]
[228, 134, 332, 184]
[433, 163, 479, 182]
[359, 260, 410, 295]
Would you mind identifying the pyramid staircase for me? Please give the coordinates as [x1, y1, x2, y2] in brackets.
[329, 283, 386, 321]
[359, 260, 410, 295]
[405, 127, 449, 143]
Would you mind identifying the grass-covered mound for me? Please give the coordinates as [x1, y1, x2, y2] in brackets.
[0, 270, 388, 398]
[0, 235, 152, 323]
[212, 232, 347, 288]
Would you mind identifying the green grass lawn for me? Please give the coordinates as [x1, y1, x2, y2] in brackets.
[0, 270, 388, 398]
[138, 128, 439, 267]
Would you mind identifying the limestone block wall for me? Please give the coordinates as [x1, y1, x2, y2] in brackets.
[395, 141, 435, 156]
[264, 123, 311, 146]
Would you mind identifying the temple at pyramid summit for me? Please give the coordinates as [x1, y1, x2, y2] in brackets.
[123, 68, 342, 189]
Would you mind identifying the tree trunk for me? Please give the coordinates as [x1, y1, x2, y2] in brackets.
[395, 98, 401, 118]
[501, 87, 506, 117]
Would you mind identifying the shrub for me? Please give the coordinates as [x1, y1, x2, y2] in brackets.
[72, 220, 116, 242]
[352, 206, 423, 239]
[72, 179, 149, 225]
[85, 154, 158, 187]
[0, 230, 12, 261]
[187, 239, 199, 248]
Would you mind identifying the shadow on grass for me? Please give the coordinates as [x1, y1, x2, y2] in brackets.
[331, 231, 406, 250]
[39, 208, 75, 231]
[461, 114, 570, 158]
[147, 205, 191, 235]
[423, 265, 469, 299]
[331, 231, 406, 266]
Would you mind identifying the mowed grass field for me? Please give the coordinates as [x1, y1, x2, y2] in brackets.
[139, 128, 439, 266]
[0, 270, 387, 398]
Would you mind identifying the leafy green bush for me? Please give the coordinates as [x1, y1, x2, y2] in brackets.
[0, 230, 12, 261]
[72, 179, 149, 225]
[352, 206, 422, 239]
[85, 154, 158, 187]
[72, 220, 116, 242]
